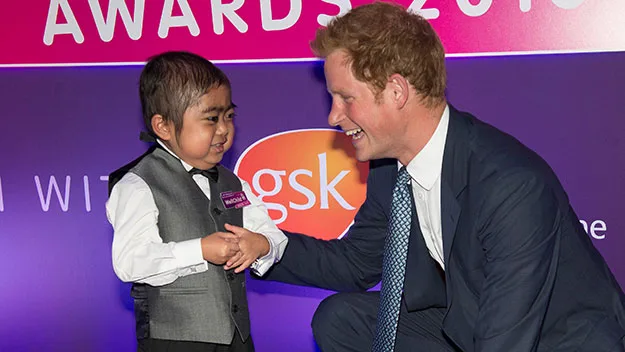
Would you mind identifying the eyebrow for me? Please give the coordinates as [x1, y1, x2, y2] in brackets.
[327, 85, 347, 95]
[200, 103, 237, 114]
[328, 89, 348, 97]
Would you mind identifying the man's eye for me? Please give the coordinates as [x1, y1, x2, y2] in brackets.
[226, 112, 236, 120]
[206, 116, 218, 122]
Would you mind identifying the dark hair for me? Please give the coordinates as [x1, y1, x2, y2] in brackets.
[311, 2, 446, 107]
[139, 51, 231, 137]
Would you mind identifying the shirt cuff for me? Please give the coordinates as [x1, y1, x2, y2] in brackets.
[250, 236, 277, 277]
[172, 238, 208, 272]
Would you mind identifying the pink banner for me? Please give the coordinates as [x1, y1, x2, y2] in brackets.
[1, 0, 624, 67]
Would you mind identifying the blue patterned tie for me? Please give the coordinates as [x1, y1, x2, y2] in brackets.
[372, 167, 412, 352]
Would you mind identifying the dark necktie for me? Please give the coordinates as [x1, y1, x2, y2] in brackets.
[189, 167, 219, 183]
[372, 167, 412, 352]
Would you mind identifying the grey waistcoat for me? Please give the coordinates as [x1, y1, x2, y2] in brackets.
[129, 147, 250, 344]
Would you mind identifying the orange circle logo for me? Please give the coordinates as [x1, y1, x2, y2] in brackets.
[234, 129, 369, 240]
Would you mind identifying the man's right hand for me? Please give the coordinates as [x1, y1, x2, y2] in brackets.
[201, 232, 240, 265]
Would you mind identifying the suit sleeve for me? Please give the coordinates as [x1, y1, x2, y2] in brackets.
[474, 170, 562, 351]
[261, 168, 390, 292]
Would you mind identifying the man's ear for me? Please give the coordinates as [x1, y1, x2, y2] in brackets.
[151, 114, 172, 141]
[387, 73, 410, 109]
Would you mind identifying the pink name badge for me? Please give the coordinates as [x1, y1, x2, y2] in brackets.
[220, 191, 251, 209]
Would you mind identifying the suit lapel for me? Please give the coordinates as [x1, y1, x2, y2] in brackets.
[440, 105, 470, 267]
[441, 181, 460, 265]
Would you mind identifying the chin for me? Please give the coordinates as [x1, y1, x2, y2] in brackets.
[354, 151, 372, 163]
[204, 157, 223, 166]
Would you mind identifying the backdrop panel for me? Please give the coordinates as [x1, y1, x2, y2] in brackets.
[0, 52, 624, 351]
[2, 0, 624, 66]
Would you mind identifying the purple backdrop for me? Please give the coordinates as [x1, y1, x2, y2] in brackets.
[0, 51, 624, 351]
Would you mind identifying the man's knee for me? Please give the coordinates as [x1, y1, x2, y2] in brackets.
[312, 292, 378, 343]
[312, 293, 350, 338]
[312, 292, 378, 351]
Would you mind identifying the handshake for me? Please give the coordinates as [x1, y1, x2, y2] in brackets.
[201, 223, 270, 273]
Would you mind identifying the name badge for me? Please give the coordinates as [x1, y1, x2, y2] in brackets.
[220, 191, 251, 209]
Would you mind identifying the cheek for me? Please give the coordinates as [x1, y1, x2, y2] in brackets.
[227, 123, 235, 140]
[199, 125, 217, 141]
[184, 129, 212, 153]
[346, 105, 360, 122]
[350, 105, 374, 128]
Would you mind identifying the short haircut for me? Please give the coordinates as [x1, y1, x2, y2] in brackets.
[311, 2, 446, 107]
[139, 51, 231, 137]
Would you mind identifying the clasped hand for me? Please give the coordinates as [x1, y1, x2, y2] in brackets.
[200, 223, 270, 273]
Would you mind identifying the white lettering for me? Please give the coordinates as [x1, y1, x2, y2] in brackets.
[43, 0, 85, 45]
[520, 0, 531, 12]
[261, 0, 302, 31]
[579, 219, 607, 240]
[158, 0, 200, 38]
[457, 0, 492, 17]
[83, 176, 91, 212]
[0, 177, 4, 212]
[211, 0, 248, 35]
[288, 169, 316, 210]
[35, 175, 71, 212]
[552, 0, 584, 10]
[318, 153, 354, 210]
[249, 158, 356, 222]
[252, 169, 287, 224]
[408, 0, 440, 20]
[88, 0, 145, 42]
[589, 220, 607, 240]
[225, 196, 244, 205]
[317, 0, 351, 27]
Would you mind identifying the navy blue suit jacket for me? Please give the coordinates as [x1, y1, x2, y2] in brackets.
[264, 106, 625, 351]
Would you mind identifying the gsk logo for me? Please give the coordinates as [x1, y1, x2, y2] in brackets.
[234, 129, 369, 240]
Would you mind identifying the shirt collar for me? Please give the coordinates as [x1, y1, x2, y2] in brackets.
[401, 105, 450, 190]
[156, 139, 194, 172]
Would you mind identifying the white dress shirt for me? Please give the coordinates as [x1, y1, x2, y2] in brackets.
[402, 105, 449, 270]
[106, 141, 288, 286]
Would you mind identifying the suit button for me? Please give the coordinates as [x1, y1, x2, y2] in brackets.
[232, 304, 239, 313]
[227, 273, 235, 281]
[213, 208, 222, 215]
